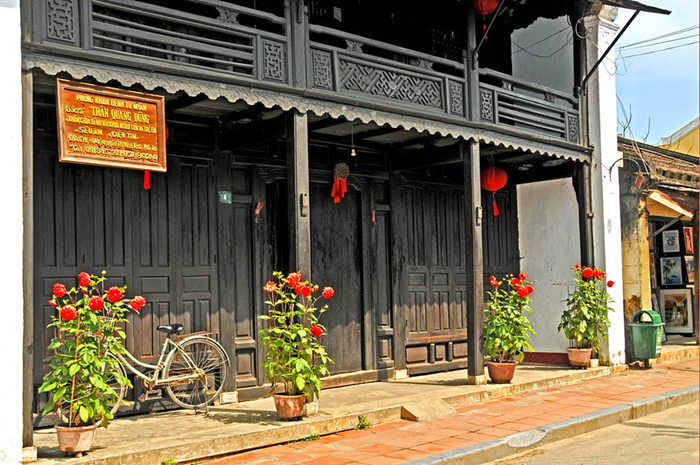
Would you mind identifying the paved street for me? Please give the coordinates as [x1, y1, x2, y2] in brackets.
[486, 401, 699, 465]
[199, 359, 699, 465]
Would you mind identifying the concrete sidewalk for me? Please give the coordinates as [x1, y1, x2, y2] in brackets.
[32, 341, 698, 465]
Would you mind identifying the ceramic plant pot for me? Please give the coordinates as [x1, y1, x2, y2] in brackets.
[567, 348, 593, 368]
[273, 394, 306, 420]
[55, 424, 98, 457]
[485, 361, 517, 384]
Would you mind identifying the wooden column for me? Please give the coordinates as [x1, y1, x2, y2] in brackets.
[22, 69, 34, 449]
[289, 0, 308, 88]
[574, 162, 595, 267]
[465, 2, 480, 122]
[462, 139, 486, 385]
[286, 110, 311, 277]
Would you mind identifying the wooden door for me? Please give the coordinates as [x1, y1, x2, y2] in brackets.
[32, 144, 220, 424]
[310, 181, 365, 374]
[400, 183, 469, 375]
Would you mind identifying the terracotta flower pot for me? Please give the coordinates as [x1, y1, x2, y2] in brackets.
[55, 424, 98, 457]
[485, 361, 517, 384]
[273, 394, 306, 420]
[566, 348, 592, 368]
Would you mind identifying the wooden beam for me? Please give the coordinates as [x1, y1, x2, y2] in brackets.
[286, 110, 311, 277]
[462, 139, 486, 385]
[165, 93, 209, 115]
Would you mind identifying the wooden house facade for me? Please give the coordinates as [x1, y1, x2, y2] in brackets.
[19, 0, 664, 428]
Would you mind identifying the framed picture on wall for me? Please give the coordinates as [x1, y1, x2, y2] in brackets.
[660, 257, 683, 285]
[662, 230, 680, 253]
[659, 288, 694, 334]
[685, 256, 695, 283]
[651, 294, 659, 313]
[683, 227, 694, 254]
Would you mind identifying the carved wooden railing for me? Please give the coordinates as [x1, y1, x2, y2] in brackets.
[37, 0, 583, 145]
[478, 69, 580, 144]
[85, 0, 289, 84]
[307, 24, 468, 118]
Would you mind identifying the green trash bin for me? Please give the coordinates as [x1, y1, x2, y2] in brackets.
[629, 310, 664, 364]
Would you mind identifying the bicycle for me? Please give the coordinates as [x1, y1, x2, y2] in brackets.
[57, 322, 230, 424]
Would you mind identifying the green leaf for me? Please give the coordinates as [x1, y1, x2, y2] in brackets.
[79, 405, 89, 423]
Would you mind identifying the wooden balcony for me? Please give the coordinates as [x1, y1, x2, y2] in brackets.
[30, 0, 581, 146]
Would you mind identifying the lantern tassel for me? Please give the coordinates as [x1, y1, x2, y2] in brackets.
[331, 176, 347, 203]
[483, 16, 488, 40]
[144, 170, 150, 190]
[492, 192, 499, 216]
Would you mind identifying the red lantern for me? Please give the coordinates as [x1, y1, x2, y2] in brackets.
[480, 166, 507, 216]
[475, 0, 499, 39]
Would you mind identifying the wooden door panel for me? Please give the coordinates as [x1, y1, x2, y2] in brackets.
[401, 183, 468, 373]
[310, 182, 364, 374]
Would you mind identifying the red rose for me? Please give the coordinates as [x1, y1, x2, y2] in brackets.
[300, 285, 312, 297]
[106, 286, 123, 303]
[129, 295, 147, 311]
[88, 295, 105, 311]
[517, 286, 529, 298]
[489, 276, 499, 287]
[511, 277, 521, 286]
[322, 287, 335, 299]
[263, 281, 278, 293]
[607, 280, 614, 288]
[310, 325, 323, 337]
[49, 300, 57, 307]
[286, 271, 302, 287]
[575, 264, 581, 270]
[53, 283, 66, 298]
[78, 271, 91, 287]
[519, 272, 528, 281]
[592, 269, 602, 279]
[526, 285, 534, 295]
[60, 306, 77, 321]
[582, 267, 593, 279]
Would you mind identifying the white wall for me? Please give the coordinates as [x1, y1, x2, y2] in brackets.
[585, 8, 626, 365]
[0, 0, 25, 463]
[511, 16, 574, 95]
[518, 178, 581, 353]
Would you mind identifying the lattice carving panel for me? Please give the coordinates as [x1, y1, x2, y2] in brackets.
[46, 0, 78, 44]
[311, 50, 333, 90]
[262, 40, 285, 82]
[339, 60, 443, 109]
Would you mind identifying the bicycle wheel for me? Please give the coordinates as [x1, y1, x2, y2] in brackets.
[57, 354, 128, 426]
[164, 337, 229, 409]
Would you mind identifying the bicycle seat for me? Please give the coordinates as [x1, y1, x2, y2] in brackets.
[157, 323, 184, 335]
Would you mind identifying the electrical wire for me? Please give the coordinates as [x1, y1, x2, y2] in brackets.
[618, 25, 698, 49]
[511, 25, 570, 55]
[619, 33, 698, 52]
[620, 40, 699, 59]
[511, 32, 573, 59]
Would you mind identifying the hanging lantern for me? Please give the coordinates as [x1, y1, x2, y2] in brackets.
[480, 166, 507, 216]
[331, 163, 349, 203]
[474, 0, 499, 39]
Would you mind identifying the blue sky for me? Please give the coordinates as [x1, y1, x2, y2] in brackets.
[614, 1, 699, 144]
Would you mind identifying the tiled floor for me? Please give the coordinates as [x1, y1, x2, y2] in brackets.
[203, 358, 699, 465]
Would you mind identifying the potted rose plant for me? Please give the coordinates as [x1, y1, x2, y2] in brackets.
[259, 271, 334, 420]
[484, 273, 536, 383]
[39, 271, 145, 456]
[559, 264, 614, 368]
